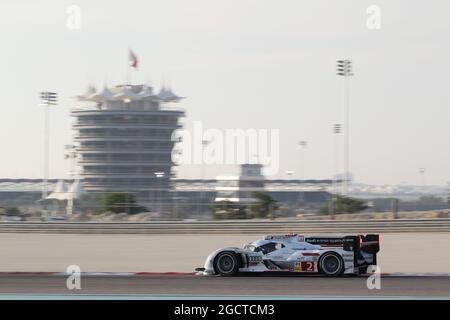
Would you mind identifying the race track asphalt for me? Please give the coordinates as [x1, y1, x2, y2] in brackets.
[0, 275, 449, 297]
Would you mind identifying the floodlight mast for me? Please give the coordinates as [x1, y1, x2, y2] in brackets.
[336, 60, 353, 196]
[39, 92, 58, 200]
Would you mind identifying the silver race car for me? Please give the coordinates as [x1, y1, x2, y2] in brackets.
[196, 233, 380, 276]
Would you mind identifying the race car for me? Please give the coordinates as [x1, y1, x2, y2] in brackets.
[196, 233, 380, 276]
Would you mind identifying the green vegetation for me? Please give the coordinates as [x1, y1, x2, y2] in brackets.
[4, 207, 22, 216]
[169, 207, 184, 219]
[0, 207, 26, 221]
[418, 195, 444, 204]
[211, 192, 278, 219]
[320, 195, 368, 215]
[96, 193, 147, 214]
[250, 192, 278, 218]
[211, 200, 247, 219]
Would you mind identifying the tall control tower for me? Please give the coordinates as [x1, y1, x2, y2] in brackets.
[71, 84, 185, 208]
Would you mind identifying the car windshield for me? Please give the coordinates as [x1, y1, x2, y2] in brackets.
[254, 242, 284, 254]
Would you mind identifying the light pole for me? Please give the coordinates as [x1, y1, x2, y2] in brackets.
[298, 141, 307, 206]
[332, 123, 342, 217]
[336, 60, 353, 196]
[199, 139, 210, 214]
[285, 171, 294, 215]
[40, 92, 58, 206]
[419, 168, 426, 196]
[154, 171, 165, 213]
[333, 124, 342, 194]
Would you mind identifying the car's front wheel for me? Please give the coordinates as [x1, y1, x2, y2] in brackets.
[318, 252, 345, 276]
[214, 252, 239, 276]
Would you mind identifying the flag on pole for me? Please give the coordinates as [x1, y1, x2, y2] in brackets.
[129, 49, 138, 69]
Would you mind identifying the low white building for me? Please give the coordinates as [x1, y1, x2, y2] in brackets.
[215, 164, 265, 204]
[45, 179, 85, 215]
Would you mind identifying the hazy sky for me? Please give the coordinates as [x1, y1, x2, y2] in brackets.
[0, 0, 449, 185]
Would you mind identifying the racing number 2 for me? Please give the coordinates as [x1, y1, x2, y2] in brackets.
[301, 261, 315, 272]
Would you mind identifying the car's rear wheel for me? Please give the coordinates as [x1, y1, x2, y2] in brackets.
[358, 266, 368, 275]
[214, 252, 239, 276]
[319, 252, 344, 276]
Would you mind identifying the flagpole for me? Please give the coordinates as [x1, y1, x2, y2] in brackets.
[126, 50, 130, 85]
[129, 60, 132, 85]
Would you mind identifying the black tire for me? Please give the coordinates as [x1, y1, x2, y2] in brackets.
[358, 266, 368, 275]
[213, 252, 239, 276]
[318, 252, 345, 277]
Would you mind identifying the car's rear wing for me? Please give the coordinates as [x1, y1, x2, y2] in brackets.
[305, 234, 380, 254]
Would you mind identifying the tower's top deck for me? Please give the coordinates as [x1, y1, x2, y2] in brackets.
[75, 84, 184, 111]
